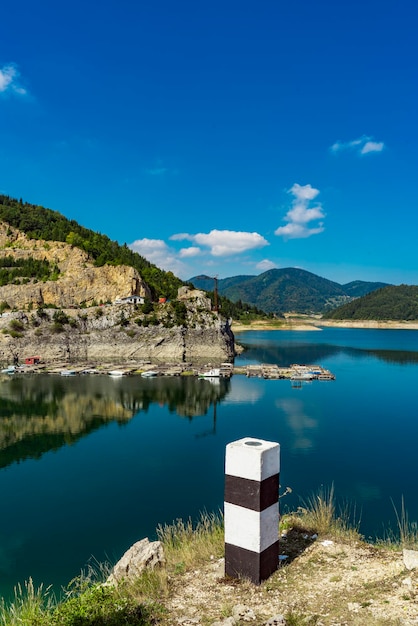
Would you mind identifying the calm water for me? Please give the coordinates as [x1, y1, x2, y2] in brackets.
[1, 327, 418, 598]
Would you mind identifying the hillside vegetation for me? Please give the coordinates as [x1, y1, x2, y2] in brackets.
[190, 269, 389, 314]
[323, 285, 418, 320]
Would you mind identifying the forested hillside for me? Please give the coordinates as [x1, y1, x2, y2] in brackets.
[190, 270, 390, 314]
[0, 195, 184, 300]
[342, 280, 389, 298]
[323, 285, 418, 320]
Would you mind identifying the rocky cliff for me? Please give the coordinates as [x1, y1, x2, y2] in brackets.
[0, 223, 235, 364]
[0, 222, 151, 308]
[0, 301, 234, 365]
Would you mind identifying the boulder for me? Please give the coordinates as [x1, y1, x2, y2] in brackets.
[403, 549, 418, 570]
[108, 537, 165, 584]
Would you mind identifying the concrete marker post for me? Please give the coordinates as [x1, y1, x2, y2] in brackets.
[224, 437, 280, 584]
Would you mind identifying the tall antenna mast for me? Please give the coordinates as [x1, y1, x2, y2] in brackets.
[213, 275, 219, 312]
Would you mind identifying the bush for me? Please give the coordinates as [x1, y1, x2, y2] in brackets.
[53, 310, 69, 325]
[9, 319, 25, 332]
[141, 299, 154, 315]
[50, 582, 150, 626]
[51, 322, 65, 333]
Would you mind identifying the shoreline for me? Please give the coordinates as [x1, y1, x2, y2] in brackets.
[231, 318, 418, 332]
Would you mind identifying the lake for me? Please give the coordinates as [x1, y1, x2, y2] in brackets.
[1, 327, 418, 599]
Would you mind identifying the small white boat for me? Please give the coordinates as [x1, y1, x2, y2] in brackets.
[60, 369, 76, 377]
[108, 370, 126, 377]
[198, 368, 221, 378]
[141, 370, 158, 377]
[290, 371, 314, 381]
[200, 376, 220, 385]
[1, 365, 16, 375]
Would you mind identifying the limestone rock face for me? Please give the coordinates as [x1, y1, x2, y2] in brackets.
[0, 223, 151, 308]
[0, 225, 236, 363]
[0, 300, 235, 365]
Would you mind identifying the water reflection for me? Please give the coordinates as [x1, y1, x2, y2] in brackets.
[237, 338, 418, 366]
[275, 397, 318, 452]
[0, 375, 231, 468]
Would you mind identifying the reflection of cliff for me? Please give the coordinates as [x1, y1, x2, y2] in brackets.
[0, 375, 230, 468]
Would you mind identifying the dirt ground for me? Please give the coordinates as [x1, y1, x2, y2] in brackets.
[164, 531, 418, 625]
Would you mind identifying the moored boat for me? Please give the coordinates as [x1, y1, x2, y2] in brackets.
[108, 370, 126, 377]
[141, 370, 158, 377]
[198, 368, 221, 378]
[60, 369, 76, 376]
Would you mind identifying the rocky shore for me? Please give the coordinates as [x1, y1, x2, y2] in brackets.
[0, 294, 236, 368]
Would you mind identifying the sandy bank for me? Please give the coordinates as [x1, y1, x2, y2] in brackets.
[231, 318, 418, 332]
[231, 320, 321, 332]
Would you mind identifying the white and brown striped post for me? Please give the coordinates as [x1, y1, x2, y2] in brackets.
[224, 437, 280, 584]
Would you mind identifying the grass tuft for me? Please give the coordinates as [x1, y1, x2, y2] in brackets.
[380, 496, 418, 549]
[157, 510, 224, 573]
[0, 578, 54, 626]
[282, 483, 362, 542]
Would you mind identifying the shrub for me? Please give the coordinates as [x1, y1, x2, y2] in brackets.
[9, 319, 25, 332]
[50, 581, 150, 626]
[171, 301, 187, 326]
[141, 299, 154, 315]
[51, 322, 65, 333]
[53, 310, 69, 325]
[9, 330, 23, 338]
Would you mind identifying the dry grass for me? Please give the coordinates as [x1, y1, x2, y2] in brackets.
[0, 579, 54, 626]
[281, 483, 362, 543]
[157, 510, 224, 574]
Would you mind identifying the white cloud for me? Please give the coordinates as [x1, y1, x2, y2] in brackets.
[179, 246, 201, 258]
[275, 184, 325, 239]
[290, 183, 320, 202]
[0, 64, 27, 95]
[256, 259, 277, 272]
[171, 229, 269, 257]
[360, 141, 384, 154]
[170, 233, 193, 242]
[330, 135, 385, 155]
[128, 237, 188, 276]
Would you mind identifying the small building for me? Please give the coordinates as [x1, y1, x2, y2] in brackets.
[115, 296, 145, 305]
[25, 356, 41, 365]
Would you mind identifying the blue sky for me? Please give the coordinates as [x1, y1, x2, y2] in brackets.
[1, 0, 417, 285]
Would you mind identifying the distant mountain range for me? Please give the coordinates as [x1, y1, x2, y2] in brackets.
[189, 268, 390, 314]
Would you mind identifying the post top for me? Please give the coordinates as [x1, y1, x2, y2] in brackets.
[225, 437, 280, 480]
[226, 437, 279, 452]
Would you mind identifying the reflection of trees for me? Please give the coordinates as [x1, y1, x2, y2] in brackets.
[237, 341, 418, 366]
[0, 375, 230, 468]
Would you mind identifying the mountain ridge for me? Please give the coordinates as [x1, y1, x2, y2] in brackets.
[189, 269, 390, 314]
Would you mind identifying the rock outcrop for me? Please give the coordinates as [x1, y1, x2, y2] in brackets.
[108, 538, 165, 585]
[0, 224, 235, 364]
[0, 223, 151, 308]
[0, 294, 235, 366]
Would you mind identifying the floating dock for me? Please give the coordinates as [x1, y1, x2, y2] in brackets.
[240, 363, 335, 381]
